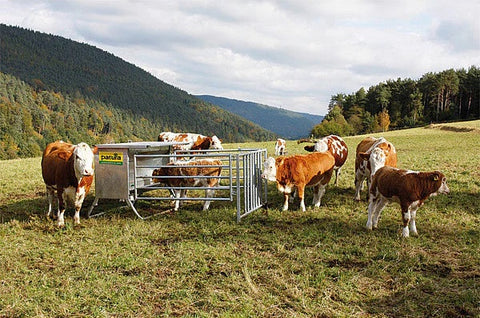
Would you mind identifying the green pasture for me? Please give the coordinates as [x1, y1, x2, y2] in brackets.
[0, 121, 479, 317]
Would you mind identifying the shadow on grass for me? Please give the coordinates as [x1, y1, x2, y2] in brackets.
[0, 194, 103, 224]
[360, 277, 480, 317]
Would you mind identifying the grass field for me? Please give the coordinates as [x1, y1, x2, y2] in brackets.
[1, 121, 479, 317]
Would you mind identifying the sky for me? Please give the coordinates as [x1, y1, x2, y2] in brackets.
[1, 0, 479, 116]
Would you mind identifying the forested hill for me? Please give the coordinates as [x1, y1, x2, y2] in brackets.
[0, 24, 276, 158]
[196, 95, 324, 139]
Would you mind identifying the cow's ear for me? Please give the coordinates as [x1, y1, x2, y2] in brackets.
[432, 173, 440, 181]
[359, 152, 370, 160]
[304, 145, 314, 152]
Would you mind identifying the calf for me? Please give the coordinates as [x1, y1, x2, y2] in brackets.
[274, 138, 286, 155]
[367, 166, 450, 237]
[41, 141, 95, 227]
[261, 152, 335, 211]
[152, 159, 222, 211]
[303, 135, 348, 186]
[354, 136, 397, 200]
[157, 132, 223, 151]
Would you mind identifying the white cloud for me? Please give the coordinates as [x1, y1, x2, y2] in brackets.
[0, 0, 479, 115]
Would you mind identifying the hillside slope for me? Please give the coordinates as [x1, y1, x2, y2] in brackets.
[0, 24, 276, 145]
[197, 95, 324, 139]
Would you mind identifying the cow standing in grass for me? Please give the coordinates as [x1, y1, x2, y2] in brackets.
[367, 166, 450, 237]
[275, 138, 286, 155]
[261, 152, 335, 211]
[152, 159, 223, 211]
[41, 141, 95, 227]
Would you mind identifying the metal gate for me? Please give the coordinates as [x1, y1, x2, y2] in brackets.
[88, 146, 267, 222]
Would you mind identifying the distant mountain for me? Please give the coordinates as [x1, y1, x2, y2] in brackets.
[196, 95, 324, 139]
[0, 24, 276, 148]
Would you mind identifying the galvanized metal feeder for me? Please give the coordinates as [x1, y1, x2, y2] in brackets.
[87, 141, 268, 221]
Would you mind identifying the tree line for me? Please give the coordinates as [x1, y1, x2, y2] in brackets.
[0, 72, 275, 159]
[312, 66, 480, 137]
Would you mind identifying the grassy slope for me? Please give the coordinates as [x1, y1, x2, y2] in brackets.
[0, 121, 479, 317]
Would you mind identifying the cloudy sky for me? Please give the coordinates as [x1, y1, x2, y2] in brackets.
[1, 0, 479, 115]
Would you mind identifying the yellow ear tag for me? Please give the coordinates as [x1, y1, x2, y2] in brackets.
[433, 175, 439, 181]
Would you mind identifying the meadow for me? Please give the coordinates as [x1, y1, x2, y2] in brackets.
[0, 121, 479, 317]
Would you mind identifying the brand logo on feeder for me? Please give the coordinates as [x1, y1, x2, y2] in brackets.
[99, 152, 123, 165]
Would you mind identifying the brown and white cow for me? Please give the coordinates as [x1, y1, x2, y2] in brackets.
[303, 135, 348, 186]
[367, 166, 450, 237]
[354, 136, 397, 201]
[157, 132, 223, 151]
[274, 138, 286, 155]
[261, 152, 335, 211]
[152, 159, 222, 211]
[41, 141, 96, 227]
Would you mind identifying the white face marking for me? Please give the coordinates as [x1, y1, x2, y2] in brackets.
[261, 157, 277, 182]
[211, 135, 223, 149]
[74, 143, 94, 180]
[438, 177, 450, 194]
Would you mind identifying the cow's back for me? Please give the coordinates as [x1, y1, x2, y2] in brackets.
[277, 152, 334, 185]
[41, 141, 76, 188]
[325, 135, 348, 168]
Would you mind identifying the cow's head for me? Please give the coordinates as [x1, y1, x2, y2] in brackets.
[211, 135, 223, 150]
[261, 157, 277, 182]
[73, 142, 95, 179]
[432, 171, 450, 195]
[360, 147, 386, 176]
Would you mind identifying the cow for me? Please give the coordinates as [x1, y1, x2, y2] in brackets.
[41, 141, 95, 227]
[275, 138, 286, 155]
[152, 159, 222, 211]
[261, 152, 335, 212]
[302, 135, 348, 186]
[367, 166, 450, 237]
[354, 136, 397, 201]
[157, 132, 223, 151]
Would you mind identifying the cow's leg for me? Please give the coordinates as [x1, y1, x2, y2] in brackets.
[283, 193, 289, 211]
[318, 184, 327, 206]
[334, 167, 340, 186]
[289, 188, 296, 204]
[401, 203, 411, 237]
[408, 201, 420, 236]
[354, 172, 365, 201]
[366, 195, 377, 230]
[73, 186, 86, 225]
[203, 189, 215, 211]
[173, 190, 182, 211]
[313, 184, 327, 208]
[297, 185, 306, 212]
[372, 196, 388, 228]
[57, 189, 66, 227]
[46, 186, 55, 219]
